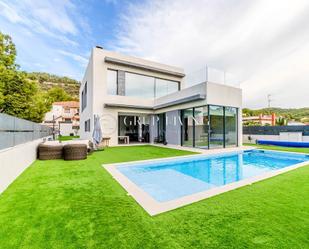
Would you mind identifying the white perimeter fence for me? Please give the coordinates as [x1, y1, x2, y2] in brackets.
[0, 113, 52, 194]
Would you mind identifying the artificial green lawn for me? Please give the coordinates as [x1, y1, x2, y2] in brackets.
[0, 145, 308, 248]
[58, 135, 80, 141]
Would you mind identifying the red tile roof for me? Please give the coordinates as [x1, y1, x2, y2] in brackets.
[53, 101, 79, 108]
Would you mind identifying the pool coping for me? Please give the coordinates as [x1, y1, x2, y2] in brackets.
[103, 149, 309, 216]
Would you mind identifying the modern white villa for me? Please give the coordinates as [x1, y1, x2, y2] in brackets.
[80, 46, 242, 149]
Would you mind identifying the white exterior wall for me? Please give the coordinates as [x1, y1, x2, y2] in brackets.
[80, 52, 94, 140]
[0, 137, 50, 194]
[80, 47, 242, 146]
[44, 105, 63, 121]
[59, 123, 79, 136]
[206, 82, 243, 146]
[81, 48, 184, 145]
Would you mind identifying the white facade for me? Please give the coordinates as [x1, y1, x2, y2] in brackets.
[43, 101, 80, 136]
[80, 47, 242, 148]
[0, 137, 51, 194]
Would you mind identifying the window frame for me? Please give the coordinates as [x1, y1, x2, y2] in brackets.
[107, 69, 118, 95]
[84, 119, 90, 132]
[180, 105, 238, 149]
[123, 71, 180, 99]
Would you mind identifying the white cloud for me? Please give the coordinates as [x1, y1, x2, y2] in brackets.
[58, 50, 88, 66]
[0, 1, 23, 23]
[25, 0, 78, 35]
[114, 0, 309, 108]
[0, 0, 91, 79]
[0, 0, 78, 34]
[0, 0, 80, 45]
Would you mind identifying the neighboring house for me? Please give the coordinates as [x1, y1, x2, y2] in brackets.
[80, 47, 242, 149]
[243, 114, 276, 126]
[43, 101, 80, 136]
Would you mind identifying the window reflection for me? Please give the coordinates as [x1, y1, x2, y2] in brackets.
[194, 107, 209, 148]
[155, 78, 179, 98]
[225, 107, 237, 147]
[209, 105, 224, 148]
[107, 70, 117, 95]
[182, 108, 194, 147]
[181, 105, 238, 149]
[125, 72, 155, 99]
[123, 72, 179, 99]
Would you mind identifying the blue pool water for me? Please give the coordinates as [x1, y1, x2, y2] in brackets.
[118, 150, 308, 202]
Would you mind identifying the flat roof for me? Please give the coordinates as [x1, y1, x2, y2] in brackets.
[104, 57, 185, 78]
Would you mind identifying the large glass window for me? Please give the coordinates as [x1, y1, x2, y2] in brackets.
[155, 79, 179, 98]
[194, 106, 209, 148]
[125, 72, 155, 99]
[123, 72, 180, 99]
[182, 108, 194, 147]
[225, 107, 237, 147]
[107, 70, 117, 95]
[209, 105, 224, 149]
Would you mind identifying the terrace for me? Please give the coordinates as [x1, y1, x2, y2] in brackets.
[0, 144, 308, 248]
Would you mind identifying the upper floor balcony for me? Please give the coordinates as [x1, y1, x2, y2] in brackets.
[184, 66, 240, 89]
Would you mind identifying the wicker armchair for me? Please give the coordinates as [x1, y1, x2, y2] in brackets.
[38, 144, 63, 160]
[63, 144, 87, 160]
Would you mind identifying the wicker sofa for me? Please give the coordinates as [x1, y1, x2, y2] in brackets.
[38, 140, 91, 160]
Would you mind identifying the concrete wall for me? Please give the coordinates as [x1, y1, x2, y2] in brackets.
[0, 137, 49, 194]
[59, 123, 79, 136]
[154, 82, 206, 109]
[243, 134, 309, 144]
[206, 82, 242, 108]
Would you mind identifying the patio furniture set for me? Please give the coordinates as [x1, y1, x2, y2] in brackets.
[38, 140, 94, 160]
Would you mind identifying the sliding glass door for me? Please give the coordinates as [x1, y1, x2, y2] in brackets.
[157, 113, 166, 143]
[181, 105, 238, 149]
[194, 106, 209, 148]
[225, 107, 237, 147]
[209, 105, 224, 149]
[182, 109, 194, 147]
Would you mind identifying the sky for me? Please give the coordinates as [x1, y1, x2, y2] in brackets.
[0, 0, 308, 109]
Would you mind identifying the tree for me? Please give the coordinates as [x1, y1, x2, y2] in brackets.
[242, 108, 254, 117]
[0, 76, 4, 109]
[0, 32, 17, 70]
[45, 86, 74, 104]
[0, 32, 79, 122]
[0, 32, 49, 122]
[0, 69, 46, 121]
[276, 117, 287, 126]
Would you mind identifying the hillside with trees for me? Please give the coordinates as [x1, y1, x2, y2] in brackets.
[243, 107, 309, 124]
[0, 31, 79, 123]
[26, 72, 80, 99]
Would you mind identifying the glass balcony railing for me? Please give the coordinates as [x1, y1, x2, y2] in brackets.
[184, 66, 240, 88]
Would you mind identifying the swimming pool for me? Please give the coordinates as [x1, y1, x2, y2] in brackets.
[105, 149, 308, 215]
